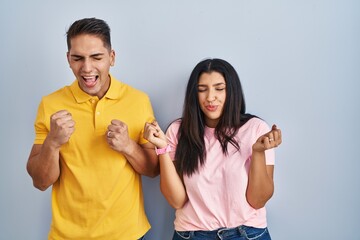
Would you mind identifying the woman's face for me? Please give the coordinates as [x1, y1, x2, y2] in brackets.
[197, 71, 226, 128]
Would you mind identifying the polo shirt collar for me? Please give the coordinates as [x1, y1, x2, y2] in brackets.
[70, 74, 122, 103]
[104, 75, 122, 100]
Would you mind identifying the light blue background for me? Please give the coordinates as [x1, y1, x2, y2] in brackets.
[0, 0, 359, 239]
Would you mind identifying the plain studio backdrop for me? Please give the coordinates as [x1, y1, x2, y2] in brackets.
[0, 1, 359, 239]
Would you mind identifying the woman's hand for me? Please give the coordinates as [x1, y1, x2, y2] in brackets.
[143, 121, 168, 148]
[144, 121, 188, 209]
[252, 124, 282, 153]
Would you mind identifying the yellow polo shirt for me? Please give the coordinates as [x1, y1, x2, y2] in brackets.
[33, 75, 153, 240]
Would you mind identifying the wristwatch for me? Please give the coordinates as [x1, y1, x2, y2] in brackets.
[155, 144, 172, 155]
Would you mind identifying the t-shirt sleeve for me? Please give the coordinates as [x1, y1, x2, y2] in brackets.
[165, 120, 181, 161]
[255, 120, 275, 165]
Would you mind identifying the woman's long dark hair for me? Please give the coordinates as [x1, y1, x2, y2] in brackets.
[175, 58, 255, 176]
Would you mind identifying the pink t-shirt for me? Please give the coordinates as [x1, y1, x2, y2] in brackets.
[166, 117, 275, 231]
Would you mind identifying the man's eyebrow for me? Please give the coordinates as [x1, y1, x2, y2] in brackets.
[70, 53, 105, 58]
[90, 53, 105, 57]
[70, 54, 83, 58]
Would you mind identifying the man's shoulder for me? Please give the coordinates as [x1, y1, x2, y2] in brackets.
[112, 78, 149, 99]
[41, 85, 72, 102]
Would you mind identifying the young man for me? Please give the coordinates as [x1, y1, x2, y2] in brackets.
[27, 18, 159, 240]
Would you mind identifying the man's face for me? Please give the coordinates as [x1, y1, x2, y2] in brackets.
[67, 34, 115, 99]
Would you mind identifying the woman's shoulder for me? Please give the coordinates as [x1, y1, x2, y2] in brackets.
[246, 116, 266, 126]
[167, 118, 181, 128]
[240, 116, 271, 136]
[165, 118, 182, 134]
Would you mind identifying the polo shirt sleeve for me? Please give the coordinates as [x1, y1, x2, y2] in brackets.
[138, 95, 156, 145]
[33, 99, 49, 145]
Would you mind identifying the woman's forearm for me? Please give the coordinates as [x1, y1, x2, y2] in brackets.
[246, 151, 274, 209]
[159, 154, 188, 209]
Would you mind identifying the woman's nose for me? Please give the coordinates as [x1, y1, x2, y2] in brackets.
[207, 89, 216, 102]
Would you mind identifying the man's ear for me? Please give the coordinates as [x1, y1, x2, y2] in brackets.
[66, 52, 71, 66]
[110, 50, 115, 66]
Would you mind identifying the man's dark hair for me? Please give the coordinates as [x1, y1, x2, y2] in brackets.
[66, 18, 111, 51]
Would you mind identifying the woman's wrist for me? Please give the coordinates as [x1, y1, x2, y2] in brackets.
[155, 144, 172, 155]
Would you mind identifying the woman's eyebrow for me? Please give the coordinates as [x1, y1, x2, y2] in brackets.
[197, 82, 225, 86]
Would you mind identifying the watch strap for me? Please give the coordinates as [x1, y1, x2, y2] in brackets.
[155, 144, 172, 155]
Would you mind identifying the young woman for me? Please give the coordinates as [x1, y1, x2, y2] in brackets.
[144, 58, 282, 240]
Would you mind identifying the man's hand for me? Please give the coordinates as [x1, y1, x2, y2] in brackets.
[47, 110, 75, 148]
[106, 120, 133, 153]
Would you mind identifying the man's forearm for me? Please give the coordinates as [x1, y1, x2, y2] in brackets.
[27, 141, 61, 191]
[121, 140, 159, 177]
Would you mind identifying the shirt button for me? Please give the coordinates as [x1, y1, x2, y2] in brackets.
[96, 112, 100, 115]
